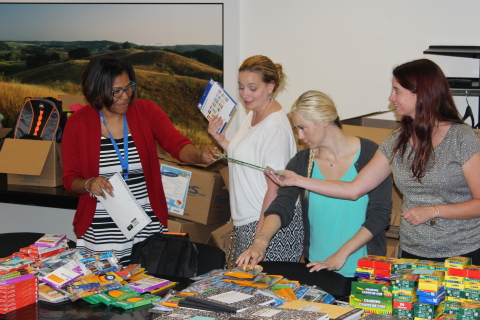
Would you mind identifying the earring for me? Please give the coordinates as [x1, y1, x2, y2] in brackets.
[269, 97, 273, 102]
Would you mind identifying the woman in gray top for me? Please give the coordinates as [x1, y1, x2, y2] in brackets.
[266, 59, 480, 264]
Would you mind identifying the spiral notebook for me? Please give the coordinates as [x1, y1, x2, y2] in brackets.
[96, 172, 152, 240]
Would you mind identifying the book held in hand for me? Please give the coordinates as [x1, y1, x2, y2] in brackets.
[198, 79, 237, 133]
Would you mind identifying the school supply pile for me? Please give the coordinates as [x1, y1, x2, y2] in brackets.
[151, 265, 354, 319]
[352, 255, 480, 320]
[0, 233, 174, 313]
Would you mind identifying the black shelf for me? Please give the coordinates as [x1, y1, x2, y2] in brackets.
[450, 88, 480, 97]
[424, 45, 480, 128]
[423, 46, 480, 59]
[0, 173, 79, 210]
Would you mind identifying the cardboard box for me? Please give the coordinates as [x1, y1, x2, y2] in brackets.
[0, 128, 12, 140]
[58, 95, 87, 109]
[167, 217, 225, 244]
[0, 139, 62, 187]
[160, 159, 230, 225]
[387, 238, 399, 258]
[208, 221, 233, 254]
[341, 116, 399, 129]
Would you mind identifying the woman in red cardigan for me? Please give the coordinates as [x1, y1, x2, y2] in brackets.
[62, 54, 217, 264]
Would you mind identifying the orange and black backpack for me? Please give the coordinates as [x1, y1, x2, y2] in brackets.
[13, 97, 66, 141]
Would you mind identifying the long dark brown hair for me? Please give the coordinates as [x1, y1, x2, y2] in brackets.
[392, 59, 463, 181]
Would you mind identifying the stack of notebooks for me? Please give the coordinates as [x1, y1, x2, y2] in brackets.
[173, 287, 334, 320]
[177, 287, 275, 313]
[280, 300, 364, 320]
[0, 274, 38, 314]
[156, 304, 329, 320]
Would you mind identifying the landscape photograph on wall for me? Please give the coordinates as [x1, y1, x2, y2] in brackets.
[0, 3, 223, 147]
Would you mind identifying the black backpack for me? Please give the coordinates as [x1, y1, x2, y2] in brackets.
[13, 97, 66, 142]
[131, 233, 198, 277]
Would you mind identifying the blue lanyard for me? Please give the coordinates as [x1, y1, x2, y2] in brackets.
[99, 111, 129, 180]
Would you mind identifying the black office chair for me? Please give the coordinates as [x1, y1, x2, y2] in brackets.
[0, 232, 76, 258]
[259, 261, 352, 299]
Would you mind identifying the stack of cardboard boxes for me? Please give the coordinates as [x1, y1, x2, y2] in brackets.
[158, 150, 232, 250]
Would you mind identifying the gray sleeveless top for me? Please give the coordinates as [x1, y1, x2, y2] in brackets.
[380, 123, 480, 258]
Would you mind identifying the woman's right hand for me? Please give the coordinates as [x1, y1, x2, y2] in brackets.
[86, 176, 114, 199]
[208, 115, 226, 146]
[236, 240, 268, 267]
[264, 168, 300, 187]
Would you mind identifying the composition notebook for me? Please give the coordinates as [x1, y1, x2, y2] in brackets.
[96, 172, 152, 240]
[280, 300, 364, 320]
[178, 287, 275, 313]
[231, 305, 329, 320]
[198, 79, 237, 133]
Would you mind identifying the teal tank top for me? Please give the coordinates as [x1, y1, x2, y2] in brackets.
[308, 149, 368, 277]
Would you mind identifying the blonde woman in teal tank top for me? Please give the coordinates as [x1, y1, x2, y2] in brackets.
[237, 90, 392, 277]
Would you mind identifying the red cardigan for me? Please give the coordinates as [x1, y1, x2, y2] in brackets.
[62, 99, 192, 238]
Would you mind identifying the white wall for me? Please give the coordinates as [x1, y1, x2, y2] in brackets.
[0, 203, 76, 241]
[234, 0, 480, 129]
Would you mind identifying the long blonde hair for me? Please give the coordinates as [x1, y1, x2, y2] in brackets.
[291, 90, 342, 179]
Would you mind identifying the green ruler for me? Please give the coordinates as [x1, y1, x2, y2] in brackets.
[216, 154, 285, 176]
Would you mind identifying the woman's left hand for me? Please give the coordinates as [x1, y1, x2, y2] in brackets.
[199, 145, 222, 164]
[401, 205, 437, 226]
[306, 251, 348, 272]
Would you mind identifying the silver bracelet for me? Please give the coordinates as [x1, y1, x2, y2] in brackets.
[85, 177, 95, 197]
[430, 205, 440, 226]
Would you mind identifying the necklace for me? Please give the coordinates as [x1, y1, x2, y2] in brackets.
[251, 97, 273, 127]
[320, 149, 335, 167]
[323, 155, 334, 167]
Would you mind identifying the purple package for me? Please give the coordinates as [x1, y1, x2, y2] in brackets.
[126, 277, 170, 293]
[41, 260, 84, 290]
[0, 274, 36, 285]
[34, 234, 67, 248]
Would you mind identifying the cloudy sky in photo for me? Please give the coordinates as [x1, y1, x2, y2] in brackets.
[0, 3, 223, 46]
